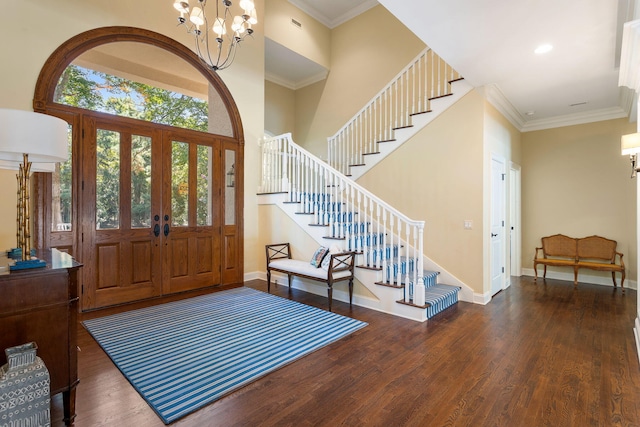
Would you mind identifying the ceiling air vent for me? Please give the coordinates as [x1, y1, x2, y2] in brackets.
[291, 18, 302, 29]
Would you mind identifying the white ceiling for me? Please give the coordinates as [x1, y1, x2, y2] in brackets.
[272, 0, 638, 131]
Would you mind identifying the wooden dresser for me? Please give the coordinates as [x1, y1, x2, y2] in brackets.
[0, 249, 82, 425]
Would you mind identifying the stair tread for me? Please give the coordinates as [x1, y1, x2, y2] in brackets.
[428, 92, 453, 101]
[392, 125, 414, 130]
[357, 265, 382, 271]
[396, 284, 461, 310]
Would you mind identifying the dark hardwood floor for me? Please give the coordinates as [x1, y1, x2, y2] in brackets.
[51, 276, 640, 426]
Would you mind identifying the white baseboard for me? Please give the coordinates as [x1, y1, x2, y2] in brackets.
[521, 268, 637, 290]
[474, 292, 491, 305]
[244, 271, 263, 282]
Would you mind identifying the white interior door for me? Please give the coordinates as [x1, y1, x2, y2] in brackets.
[490, 155, 506, 296]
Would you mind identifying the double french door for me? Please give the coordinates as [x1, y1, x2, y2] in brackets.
[77, 116, 235, 310]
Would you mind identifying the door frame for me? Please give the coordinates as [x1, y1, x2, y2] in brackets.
[31, 26, 245, 311]
[509, 162, 522, 278]
[490, 153, 507, 296]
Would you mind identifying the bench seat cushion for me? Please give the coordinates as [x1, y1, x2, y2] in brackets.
[534, 258, 576, 266]
[577, 260, 624, 271]
[269, 259, 351, 280]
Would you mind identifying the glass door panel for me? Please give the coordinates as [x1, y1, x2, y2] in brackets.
[131, 135, 152, 228]
[96, 129, 120, 229]
[171, 141, 189, 227]
[51, 124, 73, 232]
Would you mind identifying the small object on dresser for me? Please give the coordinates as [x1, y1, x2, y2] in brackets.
[0, 342, 51, 427]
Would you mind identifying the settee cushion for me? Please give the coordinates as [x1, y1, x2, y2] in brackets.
[269, 259, 352, 280]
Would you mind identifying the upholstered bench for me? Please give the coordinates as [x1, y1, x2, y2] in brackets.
[533, 234, 625, 290]
[265, 243, 355, 311]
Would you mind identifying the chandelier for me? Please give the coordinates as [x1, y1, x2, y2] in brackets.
[173, 0, 258, 71]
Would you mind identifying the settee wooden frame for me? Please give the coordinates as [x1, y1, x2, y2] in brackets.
[533, 234, 625, 290]
[265, 243, 356, 311]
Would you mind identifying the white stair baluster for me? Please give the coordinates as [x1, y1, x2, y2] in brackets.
[414, 225, 426, 306]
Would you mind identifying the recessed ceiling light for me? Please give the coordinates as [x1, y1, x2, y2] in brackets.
[525, 111, 535, 116]
[534, 44, 553, 54]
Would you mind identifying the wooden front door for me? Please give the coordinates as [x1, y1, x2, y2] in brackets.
[161, 130, 221, 295]
[81, 116, 164, 309]
[81, 118, 225, 309]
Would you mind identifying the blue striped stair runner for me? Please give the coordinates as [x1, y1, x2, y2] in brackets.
[290, 192, 462, 319]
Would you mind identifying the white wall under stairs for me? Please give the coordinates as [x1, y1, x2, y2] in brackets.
[348, 79, 473, 180]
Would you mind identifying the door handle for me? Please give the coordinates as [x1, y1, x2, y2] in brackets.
[164, 223, 170, 237]
[491, 233, 498, 237]
[154, 224, 160, 237]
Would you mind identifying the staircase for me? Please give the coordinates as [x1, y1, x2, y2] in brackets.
[258, 134, 462, 322]
[328, 48, 472, 180]
[258, 48, 471, 322]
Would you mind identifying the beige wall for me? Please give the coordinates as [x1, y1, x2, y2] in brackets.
[521, 118, 637, 282]
[357, 90, 486, 293]
[0, 0, 265, 273]
[294, 5, 426, 157]
[265, 80, 296, 137]
[264, 0, 330, 69]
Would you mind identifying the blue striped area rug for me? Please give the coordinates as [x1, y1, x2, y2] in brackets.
[83, 287, 367, 424]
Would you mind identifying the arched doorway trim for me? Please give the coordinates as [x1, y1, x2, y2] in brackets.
[33, 26, 244, 143]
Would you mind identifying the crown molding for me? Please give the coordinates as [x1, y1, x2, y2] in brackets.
[288, 0, 378, 29]
[619, 19, 640, 92]
[329, 0, 379, 28]
[483, 83, 632, 132]
[482, 84, 525, 130]
[265, 70, 328, 91]
[520, 106, 630, 132]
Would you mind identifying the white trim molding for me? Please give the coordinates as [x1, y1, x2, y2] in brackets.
[265, 70, 329, 91]
[288, 0, 378, 29]
[521, 269, 637, 290]
[619, 19, 640, 92]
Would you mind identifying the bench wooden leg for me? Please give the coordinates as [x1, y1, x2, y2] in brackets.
[267, 269, 272, 293]
[534, 263, 538, 282]
[611, 271, 617, 288]
[287, 274, 292, 288]
[620, 270, 625, 293]
[348, 279, 353, 306]
[543, 265, 547, 279]
[573, 266, 578, 288]
[327, 286, 333, 312]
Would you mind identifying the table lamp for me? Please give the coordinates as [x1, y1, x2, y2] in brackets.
[0, 109, 69, 270]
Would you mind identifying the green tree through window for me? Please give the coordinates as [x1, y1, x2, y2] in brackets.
[54, 64, 212, 230]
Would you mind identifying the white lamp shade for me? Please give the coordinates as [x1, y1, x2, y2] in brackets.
[621, 132, 640, 155]
[213, 17, 227, 36]
[0, 160, 56, 173]
[189, 6, 205, 26]
[0, 109, 69, 163]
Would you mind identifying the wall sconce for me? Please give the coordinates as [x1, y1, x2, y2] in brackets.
[621, 132, 640, 178]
